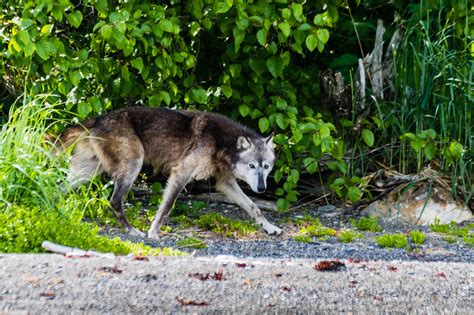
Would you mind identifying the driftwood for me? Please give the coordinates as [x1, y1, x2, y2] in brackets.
[182, 192, 278, 212]
[42, 240, 115, 258]
[354, 19, 403, 131]
[319, 69, 351, 118]
[131, 186, 278, 212]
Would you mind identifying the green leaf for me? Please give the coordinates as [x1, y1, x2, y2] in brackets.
[305, 34, 318, 52]
[333, 178, 345, 186]
[67, 11, 83, 28]
[362, 129, 374, 147]
[190, 88, 207, 104]
[291, 3, 303, 22]
[275, 97, 287, 110]
[286, 191, 297, 202]
[159, 20, 174, 33]
[249, 58, 267, 76]
[70, 70, 82, 86]
[449, 142, 463, 160]
[259, 117, 270, 133]
[410, 139, 424, 153]
[40, 24, 54, 35]
[100, 25, 112, 39]
[267, 56, 284, 78]
[159, 90, 171, 106]
[239, 104, 250, 117]
[236, 18, 249, 30]
[278, 22, 291, 38]
[275, 114, 289, 130]
[274, 169, 283, 183]
[36, 39, 55, 60]
[289, 169, 300, 184]
[221, 85, 232, 98]
[275, 188, 284, 196]
[77, 102, 91, 118]
[214, 0, 233, 14]
[233, 27, 245, 52]
[256, 29, 267, 46]
[277, 198, 289, 210]
[17, 30, 30, 45]
[229, 64, 242, 78]
[347, 186, 361, 203]
[320, 124, 330, 138]
[282, 8, 291, 20]
[20, 19, 35, 29]
[424, 129, 437, 139]
[304, 157, 318, 174]
[316, 28, 330, 44]
[131, 58, 144, 73]
[424, 143, 436, 160]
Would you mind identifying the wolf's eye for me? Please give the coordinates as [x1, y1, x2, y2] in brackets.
[264, 164, 270, 169]
[249, 164, 256, 169]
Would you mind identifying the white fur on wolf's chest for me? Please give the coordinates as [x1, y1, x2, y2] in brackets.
[176, 146, 216, 181]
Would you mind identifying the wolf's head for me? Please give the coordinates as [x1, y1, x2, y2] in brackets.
[233, 135, 275, 193]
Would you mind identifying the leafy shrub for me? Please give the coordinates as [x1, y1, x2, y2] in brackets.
[337, 229, 363, 243]
[294, 235, 313, 243]
[409, 230, 425, 245]
[0, 204, 183, 256]
[375, 233, 408, 249]
[0, 0, 349, 209]
[296, 219, 336, 240]
[350, 216, 383, 232]
[430, 219, 474, 247]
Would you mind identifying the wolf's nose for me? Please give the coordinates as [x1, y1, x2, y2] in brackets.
[257, 185, 265, 193]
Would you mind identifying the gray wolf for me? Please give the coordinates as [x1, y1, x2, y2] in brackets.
[52, 106, 282, 238]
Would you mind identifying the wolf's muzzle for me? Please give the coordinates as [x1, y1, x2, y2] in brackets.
[257, 175, 265, 193]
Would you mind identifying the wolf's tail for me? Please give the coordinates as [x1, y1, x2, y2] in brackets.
[45, 118, 96, 153]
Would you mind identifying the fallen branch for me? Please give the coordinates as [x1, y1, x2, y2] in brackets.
[183, 193, 278, 212]
[42, 240, 115, 258]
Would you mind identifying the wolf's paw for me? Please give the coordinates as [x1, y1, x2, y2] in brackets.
[129, 228, 146, 237]
[265, 225, 283, 235]
[257, 219, 283, 236]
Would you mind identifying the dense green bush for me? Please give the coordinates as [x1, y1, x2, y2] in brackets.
[0, 0, 471, 211]
[0, 204, 183, 255]
[0, 0, 348, 209]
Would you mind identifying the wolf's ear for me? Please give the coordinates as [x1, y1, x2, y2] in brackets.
[264, 134, 275, 149]
[237, 136, 252, 150]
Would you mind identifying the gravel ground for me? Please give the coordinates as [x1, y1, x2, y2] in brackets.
[109, 202, 474, 263]
[2, 201, 473, 313]
[1, 254, 473, 313]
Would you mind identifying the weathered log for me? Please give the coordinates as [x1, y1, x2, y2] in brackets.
[42, 240, 115, 258]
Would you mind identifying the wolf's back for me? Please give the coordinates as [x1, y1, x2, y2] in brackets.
[46, 118, 96, 152]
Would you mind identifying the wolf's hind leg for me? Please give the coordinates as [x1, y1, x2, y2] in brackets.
[92, 134, 145, 236]
[216, 177, 283, 235]
[147, 171, 191, 239]
[109, 162, 144, 237]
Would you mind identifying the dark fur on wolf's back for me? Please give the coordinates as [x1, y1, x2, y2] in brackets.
[91, 107, 261, 168]
[56, 106, 282, 238]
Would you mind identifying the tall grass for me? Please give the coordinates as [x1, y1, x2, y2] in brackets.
[1, 96, 71, 210]
[354, 0, 472, 203]
[392, 0, 472, 200]
[0, 95, 182, 255]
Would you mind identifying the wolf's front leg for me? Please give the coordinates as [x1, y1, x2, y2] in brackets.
[216, 177, 283, 235]
[147, 171, 190, 239]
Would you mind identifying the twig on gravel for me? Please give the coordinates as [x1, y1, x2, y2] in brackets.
[42, 241, 115, 259]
